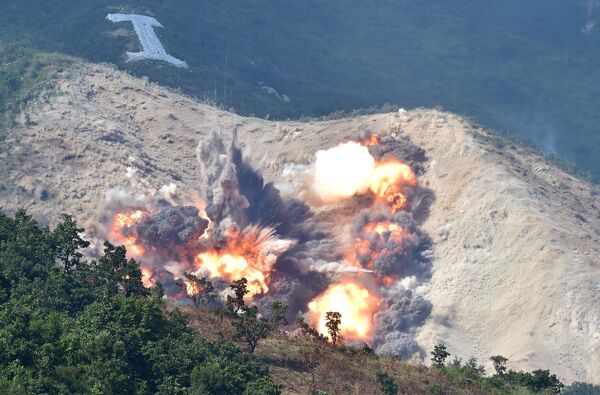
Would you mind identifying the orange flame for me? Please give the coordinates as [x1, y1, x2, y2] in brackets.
[193, 226, 295, 298]
[141, 267, 155, 288]
[362, 221, 405, 244]
[307, 281, 381, 342]
[369, 161, 416, 212]
[110, 210, 149, 258]
[310, 140, 417, 212]
[195, 252, 267, 297]
[361, 133, 381, 146]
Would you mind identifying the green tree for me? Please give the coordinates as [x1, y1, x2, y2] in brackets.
[150, 281, 165, 299]
[490, 355, 508, 376]
[325, 311, 342, 345]
[505, 369, 564, 393]
[243, 377, 282, 395]
[269, 300, 288, 328]
[562, 381, 600, 395]
[0, 211, 276, 394]
[431, 343, 450, 367]
[95, 241, 148, 297]
[233, 305, 271, 353]
[51, 214, 89, 275]
[182, 273, 214, 308]
[226, 278, 248, 315]
[376, 371, 398, 395]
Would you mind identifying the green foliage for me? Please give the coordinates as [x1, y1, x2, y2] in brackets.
[190, 355, 263, 395]
[233, 305, 272, 353]
[427, 383, 443, 395]
[490, 355, 508, 376]
[430, 343, 450, 368]
[440, 350, 565, 394]
[325, 311, 342, 345]
[51, 214, 90, 275]
[182, 273, 214, 308]
[269, 300, 288, 327]
[0, 210, 273, 394]
[226, 277, 248, 316]
[562, 381, 600, 395]
[376, 371, 398, 395]
[94, 241, 149, 298]
[242, 376, 282, 395]
[445, 357, 486, 380]
[504, 369, 564, 393]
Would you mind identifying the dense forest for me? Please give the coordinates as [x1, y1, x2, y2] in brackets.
[0, 210, 279, 394]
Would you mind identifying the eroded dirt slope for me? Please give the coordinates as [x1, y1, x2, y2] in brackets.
[1, 63, 598, 383]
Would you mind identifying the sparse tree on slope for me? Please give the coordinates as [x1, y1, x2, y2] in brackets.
[182, 273, 214, 308]
[490, 355, 508, 376]
[233, 305, 271, 353]
[226, 278, 248, 315]
[325, 311, 342, 345]
[431, 343, 450, 367]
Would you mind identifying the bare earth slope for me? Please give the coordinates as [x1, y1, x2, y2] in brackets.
[1, 63, 598, 384]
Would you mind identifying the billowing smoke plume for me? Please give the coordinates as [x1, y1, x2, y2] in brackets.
[127, 205, 208, 249]
[102, 127, 434, 360]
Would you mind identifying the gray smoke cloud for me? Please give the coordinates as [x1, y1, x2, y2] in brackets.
[101, 127, 434, 361]
[373, 283, 432, 358]
[126, 205, 209, 249]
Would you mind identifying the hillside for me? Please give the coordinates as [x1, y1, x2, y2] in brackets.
[0, 62, 598, 386]
[1, 1, 600, 181]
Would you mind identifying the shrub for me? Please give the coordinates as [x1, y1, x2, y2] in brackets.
[376, 371, 398, 395]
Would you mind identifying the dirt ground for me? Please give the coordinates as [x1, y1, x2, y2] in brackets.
[2, 63, 598, 384]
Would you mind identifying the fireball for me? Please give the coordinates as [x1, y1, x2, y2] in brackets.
[141, 267, 155, 288]
[110, 209, 150, 257]
[309, 141, 417, 212]
[369, 161, 416, 211]
[311, 141, 375, 203]
[193, 226, 296, 298]
[307, 281, 381, 342]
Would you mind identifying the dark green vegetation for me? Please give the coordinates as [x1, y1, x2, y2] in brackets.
[0, 42, 71, 136]
[2, 209, 591, 394]
[430, 344, 569, 394]
[0, 1, 599, 181]
[0, 210, 278, 394]
[0, 41, 72, 194]
[0, 211, 598, 395]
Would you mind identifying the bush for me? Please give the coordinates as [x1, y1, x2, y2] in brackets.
[376, 371, 398, 395]
[562, 382, 600, 395]
[0, 211, 275, 394]
[243, 377, 282, 395]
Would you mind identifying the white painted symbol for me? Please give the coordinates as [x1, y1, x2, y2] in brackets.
[106, 13, 188, 68]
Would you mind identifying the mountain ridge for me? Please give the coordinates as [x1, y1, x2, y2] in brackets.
[1, 61, 598, 384]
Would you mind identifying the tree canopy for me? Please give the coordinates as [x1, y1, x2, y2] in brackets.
[0, 210, 276, 394]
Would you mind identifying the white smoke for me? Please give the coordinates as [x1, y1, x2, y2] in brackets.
[296, 258, 374, 275]
[311, 141, 375, 203]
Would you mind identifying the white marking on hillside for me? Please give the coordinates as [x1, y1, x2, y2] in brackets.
[106, 13, 188, 68]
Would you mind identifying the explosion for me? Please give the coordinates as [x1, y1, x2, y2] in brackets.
[369, 161, 416, 211]
[310, 140, 416, 211]
[350, 220, 409, 271]
[103, 129, 431, 353]
[141, 267, 155, 288]
[193, 226, 296, 297]
[311, 141, 375, 203]
[308, 281, 381, 341]
[110, 209, 150, 257]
